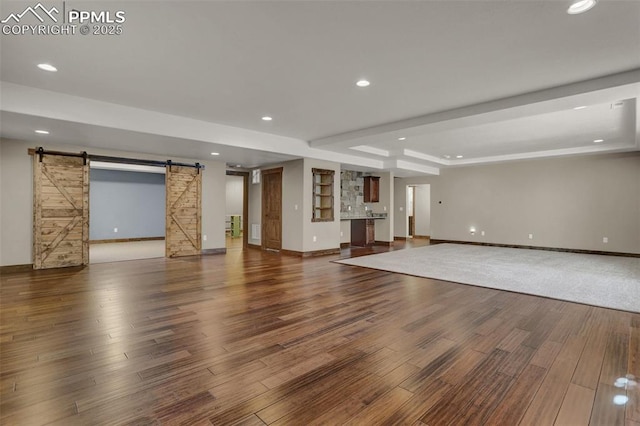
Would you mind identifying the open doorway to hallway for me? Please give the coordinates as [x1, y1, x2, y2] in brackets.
[407, 184, 431, 240]
[225, 171, 249, 251]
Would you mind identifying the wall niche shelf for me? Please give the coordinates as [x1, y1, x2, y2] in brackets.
[312, 168, 334, 222]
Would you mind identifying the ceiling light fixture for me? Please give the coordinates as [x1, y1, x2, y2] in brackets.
[398, 137, 406, 141]
[456, 155, 464, 159]
[35, 130, 50, 134]
[261, 116, 272, 121]
[356, 80, 370, 87]
[236, 164, 242, 168]
[573, 106, 587, 110]
[593, 139, 604, 143]
[37, 63, 57, 72]
[210, 152, 220, 156]
[567, 0, 597, 15]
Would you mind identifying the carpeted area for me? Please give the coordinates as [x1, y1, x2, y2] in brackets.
[336, 243, 640, 313]
[90, 240, 165, 264]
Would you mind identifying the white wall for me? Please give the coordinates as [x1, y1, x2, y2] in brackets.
[284, 160, 305, 252]
[303, 158, 341, 252]
[248, 158, 342, 253]
[248, 171, 262, 245]
[225, 175, 244, 216]
[0, 139, 32, 266]
[394, 179, 409, 238]
[395, 153, 640, 254]
[0, 138, 227, 266]
[414, 184, 431, 237]
[340, 220, 351, 244]
[248, 159, 305, 251]
[364, 171, 393, 243]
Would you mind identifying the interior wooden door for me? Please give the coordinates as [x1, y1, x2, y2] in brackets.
[166, 165, 202, 257]
[33, 151, 89, 269]
[261, 167, 282, 251]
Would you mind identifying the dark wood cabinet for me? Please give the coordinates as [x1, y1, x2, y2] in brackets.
[364, 176, 380, 203]
[351, 219, 375, 247]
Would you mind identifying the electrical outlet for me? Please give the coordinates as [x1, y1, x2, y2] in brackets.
[313, 236, 317, 242]
[528, 233, 533, 240]
[383, 206, 387, 211]
[603, 237, 608, 243]
[481, 231, 485, 236]
[114, 227, 118, 233]
[203, 235, 207, 241]
[294, 204, 298, 210]
[399, 206, 404, 211]
[340, 231, 343, 237]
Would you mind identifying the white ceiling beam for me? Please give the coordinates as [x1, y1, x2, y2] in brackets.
[310, 70, 640, 149]
[0, 82, 383, 169]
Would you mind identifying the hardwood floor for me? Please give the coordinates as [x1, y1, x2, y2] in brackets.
[1, 240, 638, 425]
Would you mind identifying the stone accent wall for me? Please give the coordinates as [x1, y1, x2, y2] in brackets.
[340, 170, 366, 216]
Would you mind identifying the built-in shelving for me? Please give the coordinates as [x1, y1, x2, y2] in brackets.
[312, 168, 334, 222]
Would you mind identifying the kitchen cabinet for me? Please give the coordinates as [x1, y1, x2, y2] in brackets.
[364, 176, 380, 203]
[351, 219, 375, 246]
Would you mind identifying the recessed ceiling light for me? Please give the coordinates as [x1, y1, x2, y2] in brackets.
[593, 139, 604, 143]
[573, 106, 587, 110]
[261, 116, 272, 121]
[456, 155, 464, 159]
[567, 0, 597, 15]
[398, 137, 406, 141]
[35, 130, 49, 134]
[443, 155, 451, 159]
[210, 152, 220, 156]
[356, 80, 370, 87]
[236, 164, 242, 168]
[37, 63, 57, 72]
[613, 395, 629, 406]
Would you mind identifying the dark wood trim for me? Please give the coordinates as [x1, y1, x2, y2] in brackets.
[394, 236, 408, 241]
[90, 237, 165, 244]
[201, 248, 226, 255]
[29, 147, 203, 170]
[247, 243, 262, 250]
[226, 170, 250, 250]
[429, 239, 640, 258]
[281, 248, 341, 258]
[261, 167, 283, 252]
[412, 235, 430, 240]
[374, 241, 394, 246]
[0, 264, 34, 273]
[340, 242, 351, 249]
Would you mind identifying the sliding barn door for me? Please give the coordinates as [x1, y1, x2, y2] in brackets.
[166, 165, 202, 257]
[33, 152, 89, 269]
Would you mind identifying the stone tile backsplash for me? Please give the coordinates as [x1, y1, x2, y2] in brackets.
[340, 170, 366, 216]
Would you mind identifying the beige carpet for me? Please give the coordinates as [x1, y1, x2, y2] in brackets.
[90, 240, 165, 264]
[336, 243, 640, 313]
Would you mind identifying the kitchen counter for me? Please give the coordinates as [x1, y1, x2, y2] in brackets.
[340, 215, 387, 221]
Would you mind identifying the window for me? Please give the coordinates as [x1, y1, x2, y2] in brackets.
[252, 169, 261, 184]
[312, 168, 334, 222]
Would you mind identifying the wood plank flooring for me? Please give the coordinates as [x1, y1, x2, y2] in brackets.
[1, 240, 638, 425]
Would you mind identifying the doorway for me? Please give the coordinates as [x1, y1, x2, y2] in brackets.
[225, 170, 249, 251]
[30, 148, 204, 268]
[89, 163, 166, 264]
[407, 184, 431, 239]
[261, 167, 283, 251]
